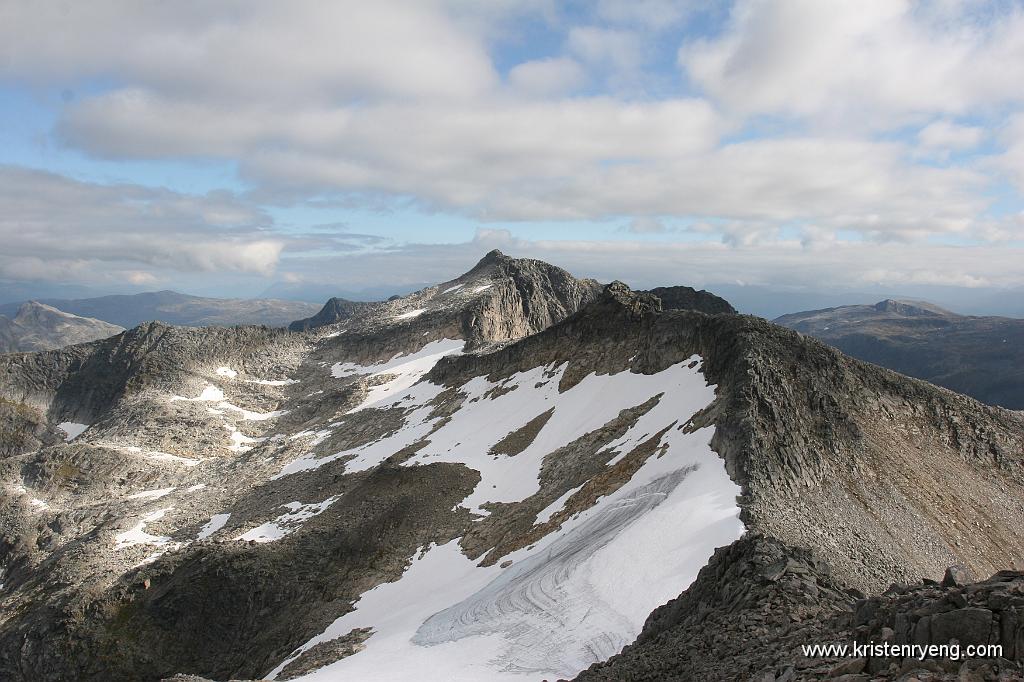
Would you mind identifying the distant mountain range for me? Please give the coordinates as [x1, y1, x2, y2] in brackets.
[0, 301, 124, 353]
[0, 290, 319, 330]
[775, 298, 1024, 409]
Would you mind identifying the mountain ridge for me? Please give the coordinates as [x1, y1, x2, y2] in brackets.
[0, 256, 1020, 681]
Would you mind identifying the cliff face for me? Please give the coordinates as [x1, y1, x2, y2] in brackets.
[0, 261, 1020, 682]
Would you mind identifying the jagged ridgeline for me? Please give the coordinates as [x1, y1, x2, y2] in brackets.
[0, 251, 1021, 681]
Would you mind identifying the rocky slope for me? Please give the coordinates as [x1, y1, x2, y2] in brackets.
[0, 291, 320, 329]
[775, 299, 1024, 409]
[0, 256, 1020, 681]
[0, 301, 124, 353]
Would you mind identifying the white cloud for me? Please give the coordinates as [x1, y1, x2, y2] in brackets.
[0, 166, 283, 283]
[918, 120, 985, 150]
[568, 26, 644, 72]
[0, 0, 497, 102]
[680, 0, 1024, 126]
[508, 58, 586, 96]
[625, 217, 669, 234]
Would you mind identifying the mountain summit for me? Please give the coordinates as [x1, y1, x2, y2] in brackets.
[287, 249, 603, 349]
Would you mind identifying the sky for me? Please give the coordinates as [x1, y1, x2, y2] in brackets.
[1, 0, 1023, 315]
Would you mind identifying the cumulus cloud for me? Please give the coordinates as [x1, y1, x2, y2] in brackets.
[680, 0, 1024, 126]
[0, 166, 284, 283]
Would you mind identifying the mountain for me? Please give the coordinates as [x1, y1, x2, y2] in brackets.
[0, 301, 124, 353]
[775, 298, 1024, 409]
[0, 291, 320, 329]
[0, 255, 1021, 681]
[288, 249, 603, 337]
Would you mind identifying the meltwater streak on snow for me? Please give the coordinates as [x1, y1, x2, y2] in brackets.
[275, 356, 744, 681]
[57, 422, 88, 441]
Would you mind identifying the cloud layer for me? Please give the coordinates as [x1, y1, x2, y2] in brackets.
[0, 0, 1021, 298]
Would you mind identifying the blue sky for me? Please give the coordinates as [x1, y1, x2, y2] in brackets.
[1, 0, 1022, 313]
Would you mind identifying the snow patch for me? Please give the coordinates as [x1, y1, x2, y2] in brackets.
[327, 338, 465, 414]
[441, 284, 464, 294]
[216, 366, 237, 378]
[197, 513, 230, 540]
[234, 497, 339, 543]
[395, 308, 426, 320]
[248, 378, 299, 386]
[57, 422, 88, 441]
[170, 385, 225, 402]
[115, 508, 173, 549]
[127, 487, 176, 501]
[472, 284, 492, 293]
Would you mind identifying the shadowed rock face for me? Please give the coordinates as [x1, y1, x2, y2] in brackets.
[0, 264, 1020, 682]
[775, 299, 1024, 409]
[288, 298, 380, 332]
[0, 302, 124, 353]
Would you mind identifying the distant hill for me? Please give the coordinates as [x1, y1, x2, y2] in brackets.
[0, 301, 124, 353]
[775, 298, 1024, 409]
[0, 290, 319, 329]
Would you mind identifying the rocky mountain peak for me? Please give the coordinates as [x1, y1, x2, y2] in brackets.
[595, 281, 662, 320]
